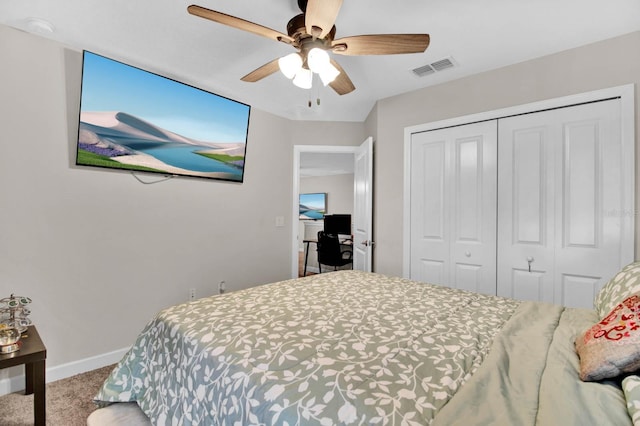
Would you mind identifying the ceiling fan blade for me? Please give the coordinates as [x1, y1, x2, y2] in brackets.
[332, 34, 430, 55]
[188, 5, 294, 44]
[328, 59, 355, 95]
[241, 58, 281, 82]
[305, 0, 343, 39]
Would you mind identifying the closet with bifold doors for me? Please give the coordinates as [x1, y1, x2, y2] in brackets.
[406, 89, 634, 309]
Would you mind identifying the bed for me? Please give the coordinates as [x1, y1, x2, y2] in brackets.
[89, 267, 640, 425]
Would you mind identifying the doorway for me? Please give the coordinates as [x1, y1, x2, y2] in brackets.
[291, 139, 373, 278]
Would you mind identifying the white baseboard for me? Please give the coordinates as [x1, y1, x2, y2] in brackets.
[0, 346, 130, 397]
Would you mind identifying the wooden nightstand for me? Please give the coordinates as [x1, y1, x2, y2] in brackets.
[0, 325, 47, 426]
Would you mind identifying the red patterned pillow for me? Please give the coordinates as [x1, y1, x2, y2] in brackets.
[576, 293, 640, 381]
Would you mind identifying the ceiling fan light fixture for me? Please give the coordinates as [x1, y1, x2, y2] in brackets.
[307, 48, 330, 74]
[278, 53, 303, 79]
[187, 2, 429, 96]
[293, 68, 313, 89]
[319, 62, 340, 86]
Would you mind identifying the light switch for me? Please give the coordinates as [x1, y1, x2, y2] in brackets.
[275, 216, 285, 227]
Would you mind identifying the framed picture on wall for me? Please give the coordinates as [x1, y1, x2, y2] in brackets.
[299, 193, 326, 220]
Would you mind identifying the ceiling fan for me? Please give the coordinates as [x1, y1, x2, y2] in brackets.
[187, 0, 430, 95]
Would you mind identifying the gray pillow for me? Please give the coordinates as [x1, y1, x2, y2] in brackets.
[594, 261, 640, 319]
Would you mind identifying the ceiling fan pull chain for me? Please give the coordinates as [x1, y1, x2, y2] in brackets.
[307, 73, 320, 108]
[314, 74, 320, 106]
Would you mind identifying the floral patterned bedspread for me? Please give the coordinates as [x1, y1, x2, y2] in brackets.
[94, 270, 520, 425]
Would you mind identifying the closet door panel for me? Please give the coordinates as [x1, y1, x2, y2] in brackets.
[512, 269, 547, 301]
[497, 123, 555, 303]
[498, 99, 624, 308]
[419, 260, 445, 284]
[451, 129, 497, 294]
[512, 129, 546, 244]
[554, 100, 623, 307]
[455, 138, 482, 240]
[410, 137, 450, 284]
[564, 122, 598, 247]
[420, 142, 446, 239]
[410, 122, 497, 294]
[561, 274, 601, 310]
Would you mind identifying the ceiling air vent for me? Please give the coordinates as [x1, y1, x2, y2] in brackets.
[411, 64, 436, 77]
[412, 57, 455, 77]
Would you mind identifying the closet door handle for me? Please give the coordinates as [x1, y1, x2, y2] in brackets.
[527, 257, 534, 272]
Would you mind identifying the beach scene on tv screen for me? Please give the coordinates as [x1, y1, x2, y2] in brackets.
[77, 51, 250, 182]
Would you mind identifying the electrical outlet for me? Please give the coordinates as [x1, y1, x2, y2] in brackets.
[189, 288, 196, 301]
[218, 280, 226, 294]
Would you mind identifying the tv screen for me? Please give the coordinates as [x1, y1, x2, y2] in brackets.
[324, 214, 352, 236]
[299, 193, 326, 220]
[76, 51, 251, 182]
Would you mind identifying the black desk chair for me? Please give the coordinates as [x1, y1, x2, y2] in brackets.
[317, 231, 352, 273]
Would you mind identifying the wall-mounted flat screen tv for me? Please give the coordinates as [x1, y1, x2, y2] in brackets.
[299, 193, 326, 220]
[76, 51, 251, 182]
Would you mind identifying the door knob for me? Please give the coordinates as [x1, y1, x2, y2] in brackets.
[465, 251, 471, 257]
[527, 257, 534, 272]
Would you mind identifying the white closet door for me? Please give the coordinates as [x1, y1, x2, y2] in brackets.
[497, 99, 624, 307]
[410, 121, 497, 295]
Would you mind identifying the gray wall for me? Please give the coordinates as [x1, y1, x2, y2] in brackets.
[367, 31, 640, 276]
[300, 174, 354, 218]
[0, 25, 364, 372]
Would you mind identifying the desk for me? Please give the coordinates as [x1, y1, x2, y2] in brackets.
[302, 239, 316, 277]
[302, 238, 352, 277]
[0, 325, 47, 426]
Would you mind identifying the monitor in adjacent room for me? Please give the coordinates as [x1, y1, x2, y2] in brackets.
[76, 51, 251, 183]
[323, 214, 352, 236]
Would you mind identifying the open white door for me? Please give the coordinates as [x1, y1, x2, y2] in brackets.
[352, 137, 374, 272]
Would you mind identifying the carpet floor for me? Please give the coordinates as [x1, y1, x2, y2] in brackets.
[0, 364, 114, 426]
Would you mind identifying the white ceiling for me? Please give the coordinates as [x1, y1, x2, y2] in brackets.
[1, 0, 639, 123]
